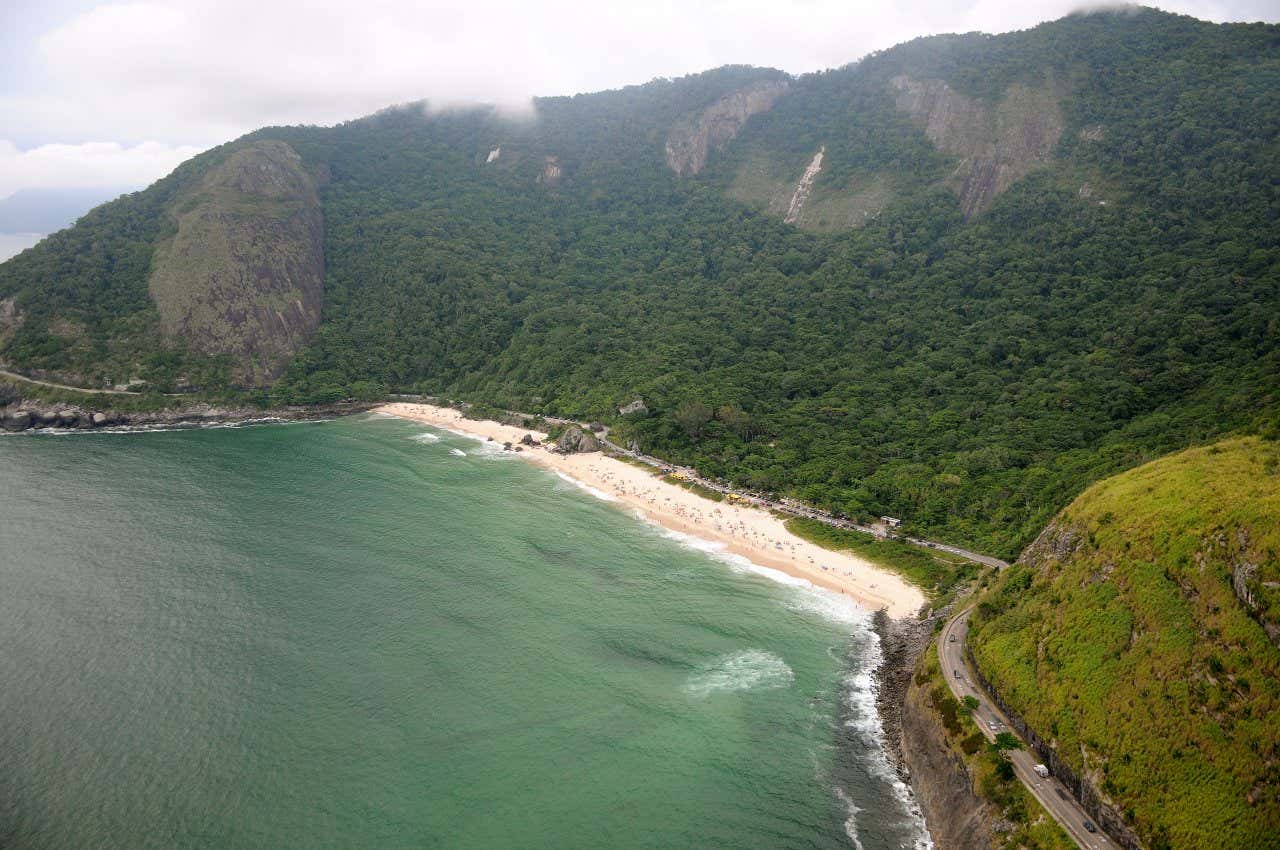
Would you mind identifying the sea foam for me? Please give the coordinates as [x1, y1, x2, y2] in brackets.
[838, 623, 934, 849]
[653, 524, 872, 628]
[554, 471, 616, 502]
[684, 649, 794, 697]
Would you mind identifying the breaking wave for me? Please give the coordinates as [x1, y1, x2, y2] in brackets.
[554, 471, 616, 502]
[684, 649, 794, 697]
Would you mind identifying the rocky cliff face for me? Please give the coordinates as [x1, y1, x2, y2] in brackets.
[665, 80, 790, 176]
[901, 671, 996, 850]
[148, 140, 324, 386]
[538, 155, 562, 186]
[0, 296, 21, 348]
[890, 76, 1063, 217]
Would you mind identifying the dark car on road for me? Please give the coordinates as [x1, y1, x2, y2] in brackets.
[1084, 820, 1097, 833]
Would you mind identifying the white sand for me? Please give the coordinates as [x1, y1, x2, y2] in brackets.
[376, 403, 926, 618]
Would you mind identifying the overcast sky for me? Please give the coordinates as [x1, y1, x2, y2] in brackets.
[0, 0, 1276, 202]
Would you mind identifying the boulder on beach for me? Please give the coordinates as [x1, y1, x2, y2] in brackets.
[555, 425, 602, 454]
[1, 410, 33, 431]
[91, 412, 110, 427]
[57, 409, 80, 427]
[519, 433, 536, 446]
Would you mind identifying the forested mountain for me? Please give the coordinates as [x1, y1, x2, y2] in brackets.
[1, 7, 1276, 556]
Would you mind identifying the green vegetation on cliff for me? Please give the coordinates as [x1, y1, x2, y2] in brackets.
[911, 648, 1075, 850]
[1, 8, 1277, 556]
[970, 436, 1280, 849]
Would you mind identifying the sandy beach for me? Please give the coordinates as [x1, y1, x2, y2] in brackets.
[375, 402, 925, 618]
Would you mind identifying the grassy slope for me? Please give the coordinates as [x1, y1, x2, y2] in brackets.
[970, 436, 1280, 850]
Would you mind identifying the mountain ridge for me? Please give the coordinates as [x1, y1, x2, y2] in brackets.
[1, 6, 1276, 556]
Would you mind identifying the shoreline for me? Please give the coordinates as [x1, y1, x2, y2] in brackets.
[1, 399, 375, 433]
[376, 402, 926, 619]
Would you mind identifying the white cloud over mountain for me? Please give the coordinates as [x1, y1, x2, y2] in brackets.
[0, 0, 1275, 199]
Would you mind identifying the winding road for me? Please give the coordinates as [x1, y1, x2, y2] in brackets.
[940, 609, 1116, 850]
[0, 367, 142, 395]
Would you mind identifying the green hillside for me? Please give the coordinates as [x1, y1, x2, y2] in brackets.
[970, 436, 1280, 849]
[1, 7, 1277, 556]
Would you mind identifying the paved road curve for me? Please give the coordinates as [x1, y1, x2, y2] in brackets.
[940, 609, 1115, 850]
[0, 367, 142, 395]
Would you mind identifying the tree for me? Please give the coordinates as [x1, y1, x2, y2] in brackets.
[675, 400, 713, 440]
[992, 731, 1022, 753]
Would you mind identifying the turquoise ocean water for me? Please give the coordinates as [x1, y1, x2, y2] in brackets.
[0, 415, 929, 849]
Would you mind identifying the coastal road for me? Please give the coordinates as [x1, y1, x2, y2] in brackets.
[0, 367, 141, 395]
[592, 428, 1009, 570]
[940, 610, 1115, 850]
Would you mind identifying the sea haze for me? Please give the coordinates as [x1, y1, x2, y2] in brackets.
[0, 415, 929, 849]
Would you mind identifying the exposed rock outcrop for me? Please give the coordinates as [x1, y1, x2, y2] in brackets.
[902, 667, 996, 850]
[783, 147, 824, 225]
[1, 410, 32, 431]
[665, 80, 790, 176]
[890, 76, 1063, 217]
[1017, 518, 1083, 573]
[554, 425, 601, 454]
[0, 296, 22, 350]
[538, 155, 562, 185]
[874, 611, 933, 771]
[0, 397, 369, 432]
[783, 147, 824, 224]
[729, 152, 892, 232]
[618, 399, 648, 416]
[148, 140, 325, 386]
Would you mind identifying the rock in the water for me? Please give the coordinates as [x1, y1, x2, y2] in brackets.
[555, 425, 601, 454]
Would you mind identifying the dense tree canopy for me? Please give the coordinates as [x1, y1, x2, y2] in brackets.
[1, 8, 1276, 557]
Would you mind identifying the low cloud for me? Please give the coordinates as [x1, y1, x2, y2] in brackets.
[0, 0, 1274, 199]
[0, 140, 205, 200]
